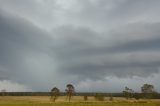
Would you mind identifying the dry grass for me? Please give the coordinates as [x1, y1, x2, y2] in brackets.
[0, 96, 160, 106]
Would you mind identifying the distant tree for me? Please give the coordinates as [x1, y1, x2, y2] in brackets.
[141, 84, 155, 93]
[65, 84, 75, 102]
[122, 87, 134, 99]
[141, 84, 155, 99]
[50, 87, 60, 102]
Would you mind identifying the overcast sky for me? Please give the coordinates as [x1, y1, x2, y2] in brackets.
[0, 0, 160, 92]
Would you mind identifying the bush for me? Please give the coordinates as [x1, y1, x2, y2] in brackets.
[94, 93, 105, 101]
[136, 101, 147, 103]
[109, 95, 114, 101]
[133, 93, 141, 100]
[84, 95, 88, 101]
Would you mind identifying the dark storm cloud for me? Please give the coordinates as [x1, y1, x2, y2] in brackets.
[0, 9, 56, 90]
[0, 0, 160, 91]
[1, 9, 160, 82]
[51, 23, 160, 79]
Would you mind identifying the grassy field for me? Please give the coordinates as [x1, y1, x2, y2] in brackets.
[0, 96, 160, 106]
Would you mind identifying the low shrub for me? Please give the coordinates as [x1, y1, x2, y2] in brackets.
[94, 93, 105, 101]
[84, 95, 88, 101]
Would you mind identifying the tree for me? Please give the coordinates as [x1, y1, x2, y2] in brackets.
[65, 84, 75, 102]
[50, 87, 60, 102]
[141, 84, 155, 93]
[122, 87, 134, 99]
[141, 84, 155, 99]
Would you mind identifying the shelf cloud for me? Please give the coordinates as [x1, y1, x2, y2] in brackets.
[0, 0, 160, 92]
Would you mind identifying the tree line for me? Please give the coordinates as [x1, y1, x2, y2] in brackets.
[50, 83, 160, 102]
[0, 83, 159, 102]
[122, 83, 158, 100]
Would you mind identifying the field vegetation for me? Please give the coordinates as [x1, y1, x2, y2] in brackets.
[0, 96, 160, 106]
[0, 84, 160, 106]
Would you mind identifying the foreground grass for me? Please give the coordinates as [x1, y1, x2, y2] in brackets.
[0, 96, 160, 106]
[0, 103, 160, 106]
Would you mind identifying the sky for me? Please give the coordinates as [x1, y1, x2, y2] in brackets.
[0, 0, 160, 92]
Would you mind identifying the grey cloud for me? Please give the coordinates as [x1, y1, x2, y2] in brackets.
[0, 80, 31, 92]
[59, 0, 160, 31]
[0, 9, 57, 91]
[0, 0, 160, 92]
[51, 23, 160, 80]
[0, 0, 58, 29]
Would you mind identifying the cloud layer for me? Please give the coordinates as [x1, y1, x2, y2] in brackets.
[0, 80, 31, 92]
[0, 0, 160, 92]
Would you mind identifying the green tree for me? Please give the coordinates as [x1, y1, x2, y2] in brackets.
[50, 87, 60, 102]
[122, 87, 134, 99]
[141, 84, 155, 99]
[65, 84, 75, 102]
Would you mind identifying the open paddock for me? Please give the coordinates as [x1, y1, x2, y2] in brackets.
[0, 96, 160, 106]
